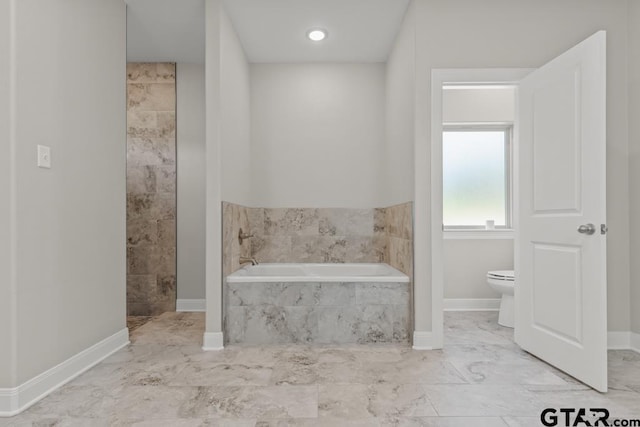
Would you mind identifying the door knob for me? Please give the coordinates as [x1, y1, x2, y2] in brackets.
[577, 223, 596, 235]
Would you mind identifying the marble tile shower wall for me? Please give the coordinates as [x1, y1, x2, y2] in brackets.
[126, 63, 177, 316]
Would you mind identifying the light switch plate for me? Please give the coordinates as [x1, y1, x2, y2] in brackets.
[37, 145, 51, 169]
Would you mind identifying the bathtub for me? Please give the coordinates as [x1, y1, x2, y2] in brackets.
[225, 263, 411, 345]
[226, 263, 410, 283]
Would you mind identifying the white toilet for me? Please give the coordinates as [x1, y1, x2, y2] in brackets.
[486, 270, 515, 328]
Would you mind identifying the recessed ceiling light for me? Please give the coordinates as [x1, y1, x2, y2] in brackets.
[307, 28, 328, 42]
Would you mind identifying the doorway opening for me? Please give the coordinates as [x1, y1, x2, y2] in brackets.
[429, 68, 531, 350]
[440, 84, 517, 334]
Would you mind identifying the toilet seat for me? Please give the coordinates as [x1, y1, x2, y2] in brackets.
[487, 270, 514, 281]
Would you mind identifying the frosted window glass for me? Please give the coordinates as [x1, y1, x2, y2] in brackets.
[443, 131, 507, 227]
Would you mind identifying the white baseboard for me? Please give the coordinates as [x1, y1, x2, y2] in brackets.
[412, 331, 434, 350]
[631, 332, 640, 354]
[202, 332, 224, 351]
[0, 328, 129, 417]
[444, 298, 501, 311]
[605, 331, 640, 353]
[608, 331, 631, 350]
[176, 299, 206, 312]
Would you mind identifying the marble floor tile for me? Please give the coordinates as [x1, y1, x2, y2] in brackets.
[0, 418, 112, 427]
[317, 418, 381, 426]
[318, 384, 438, 419]
[24, 385, 118, 419]
[501, 416, 544, 427]
[272, 346, 319, 365]
[256, 419, 319, 426]
[317, 384, 374, 419]
[443, 312, 517, 348]
[111, 386, 202, 420]
[129, 313, 204, 345]
[381, 417, 509, 427]
[442, 342, 538, 365]
[114, 420, 206, 427]
[444, 327, 516, 347]
[181, 386, 318, 419]
[318, 344, 405, 364]
[5, 311, 640, 426]
[448, 358, 569, 385]
[101, 342, 194, 365]
[127, 315, 153, 332]
[269, 362, 318, 386]
[169, 363, 274, 387]
[375, 360, 469, 384]
[201, 421, 260, 427]
[423, 385, 545, 417]
[124, 420, 257, 427]
[219, 346, 285, 366]
[314, 361, 382, 384]
[608, 350, 640, 390]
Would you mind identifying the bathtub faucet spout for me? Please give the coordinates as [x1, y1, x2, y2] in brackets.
[239, 256, 259, 266]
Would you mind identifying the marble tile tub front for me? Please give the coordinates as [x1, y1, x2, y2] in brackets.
[226, 281, 410, 345]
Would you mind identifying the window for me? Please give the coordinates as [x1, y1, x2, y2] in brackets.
[442, 126, 512, 229]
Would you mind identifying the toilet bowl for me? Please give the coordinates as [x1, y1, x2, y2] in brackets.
[487, 270, 515, 328]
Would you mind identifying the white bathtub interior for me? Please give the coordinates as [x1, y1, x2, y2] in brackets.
[226, 263, 410, 283]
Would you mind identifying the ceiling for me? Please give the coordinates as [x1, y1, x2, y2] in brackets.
[125, 0, 410, 63]
[126, 0, 205, 63]
[223, 0, 409, 63]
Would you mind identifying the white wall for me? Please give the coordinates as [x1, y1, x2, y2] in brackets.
[6, 0, 126, 384]
[205, 0, 223, 339]
[177, 63, 206, 300]
[443, 87, 515, 123]
[220, 9, 252, 206]
[385, 1, 416, 206]
[205, 0, 251, 341]
[444, 240, 513, 299]
[413, 0, 631, 333]
[0, 0, 15, 389]
[629, 0, 640, 335]
[251, 63, 386, 208]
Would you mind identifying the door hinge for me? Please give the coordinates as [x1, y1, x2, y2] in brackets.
[600, 224, 608, 235]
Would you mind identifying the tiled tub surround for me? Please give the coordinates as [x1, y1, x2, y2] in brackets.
[126, 63, 177, 316]
[226, 263, 410, 344]
[221, 202, 413, 274]
[250, 208, 386, 263]
[384, 203, 413, 282]
[222, 202, 252, 285]
[221, 203, 414, 343]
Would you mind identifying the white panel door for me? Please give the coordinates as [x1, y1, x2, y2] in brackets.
[516, 31, 607, 392]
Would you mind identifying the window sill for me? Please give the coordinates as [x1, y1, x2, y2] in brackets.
[443, 229, 514, 240]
